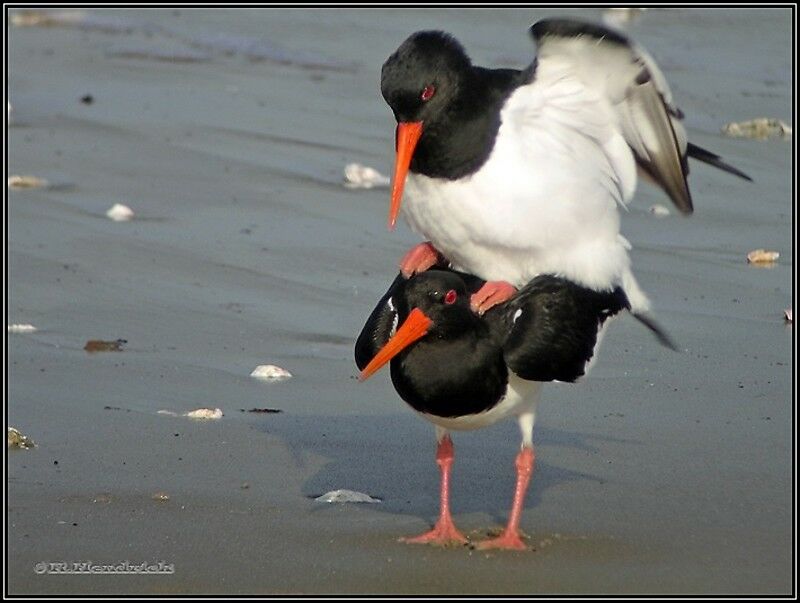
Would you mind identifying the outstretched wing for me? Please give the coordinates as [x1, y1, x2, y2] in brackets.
[500, 275, 630, 382]
[529, 18, 693, 214]
[354, 274, 404, 371]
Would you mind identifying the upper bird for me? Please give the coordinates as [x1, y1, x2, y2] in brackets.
[380, 18, 750, 314]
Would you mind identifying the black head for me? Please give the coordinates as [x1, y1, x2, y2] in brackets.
[381, 31, 471, 124]
[396, 270, 478, 337]
[358, 270, 484, 381]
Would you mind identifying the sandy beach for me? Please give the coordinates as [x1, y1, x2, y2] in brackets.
[7, 7, 793, 595]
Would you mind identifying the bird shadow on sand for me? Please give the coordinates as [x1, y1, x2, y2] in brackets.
[252, 412, 640, 524]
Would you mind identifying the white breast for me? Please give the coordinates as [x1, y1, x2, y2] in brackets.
[402, 69, 645, 304]
[418, 375, 543, 432]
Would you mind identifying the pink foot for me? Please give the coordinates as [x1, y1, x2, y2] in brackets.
[470, 280, 517, 315]
[400, 434, 468, 547]
[399, 242, 445, 278]
[399, 518, 469, 547]
[474, 447, 535, 551]
[473, 530, 528, 551]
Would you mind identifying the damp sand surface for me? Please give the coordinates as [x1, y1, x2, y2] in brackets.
[7, 8, 793, 595]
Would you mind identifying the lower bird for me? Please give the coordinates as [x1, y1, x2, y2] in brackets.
[355, 267, 672, 549]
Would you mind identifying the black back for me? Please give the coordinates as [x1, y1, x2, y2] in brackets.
[496, 276, 629, 382]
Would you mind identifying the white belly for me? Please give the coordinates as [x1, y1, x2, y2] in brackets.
[401, 95, 636, 294]
[418, 375, 542, 431]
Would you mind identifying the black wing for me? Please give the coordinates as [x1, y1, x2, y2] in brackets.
[354, 274, 405, 371]
[499, 275, 631, 382]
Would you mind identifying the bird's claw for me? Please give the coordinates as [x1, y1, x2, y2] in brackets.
[470, 280, 517, 315]
[399, 242, 445, 278]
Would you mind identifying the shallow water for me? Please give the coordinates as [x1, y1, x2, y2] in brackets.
[7, 7, 793, 594]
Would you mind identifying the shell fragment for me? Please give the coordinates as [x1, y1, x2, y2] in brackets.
[343, 163, 391, 189]
[250, 365, 293, 381]
[746, 249, 780, 264]
[8, 175, 48, 189]
[106, 203, 134, 222]
[8, 427, 36, 449]
[314, 489, 381, 504]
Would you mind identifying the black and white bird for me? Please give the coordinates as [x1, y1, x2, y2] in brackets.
[380, 18, 750, 314]
[355, 267, 672, 549]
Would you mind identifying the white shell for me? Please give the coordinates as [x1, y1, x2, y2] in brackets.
[343, 163, 390, 189]
[7, 323, 37, 333]
[8, 175, 48, 189]
[250, 365, 293, 381]
[184, 408, 223, 420]
[722, 118, 792, 140]
[106, 203, 135, 222]
[648, 204, 671, 217]
[158, 408, 223, 420]
[314, 489, 381, 504]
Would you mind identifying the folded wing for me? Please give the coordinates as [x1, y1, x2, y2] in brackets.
[501, 275, 630, 382]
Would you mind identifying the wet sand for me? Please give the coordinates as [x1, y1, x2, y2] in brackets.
[7, 8, 793, 595]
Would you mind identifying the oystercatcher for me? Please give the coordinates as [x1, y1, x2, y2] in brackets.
[381, 18, 751, 314]
[355, 267, 672, 549]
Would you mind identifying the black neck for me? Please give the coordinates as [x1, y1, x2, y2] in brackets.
[390, 326, 508, 418]
[410, 67, 526, 180]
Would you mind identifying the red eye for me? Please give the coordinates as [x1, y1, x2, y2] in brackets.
[420, 85, 436, 102]
[444, 289, 457, 305]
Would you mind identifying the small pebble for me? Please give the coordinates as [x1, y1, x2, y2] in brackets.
[250, 365, 292, 381]
[7, 324, 37, 333]
[648, 204, 670, 217]
[152, 492, 170, 502]
[84, 339, 126, 353]
[785, 309, 792, 322]
[106, 203, 134, 222]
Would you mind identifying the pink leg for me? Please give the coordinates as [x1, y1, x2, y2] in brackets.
[474, 446, 535, 551]
[400, 435, 468, 546]
[399, 241, 445, 278]
[470, 280, 517, 315]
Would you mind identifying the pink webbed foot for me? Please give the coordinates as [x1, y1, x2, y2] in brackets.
[399, 434, 468, 547]
[399, 241, 445, 278]
[399, 518, 469, 547]
[470, 280, 517, 315]
[473, 446, 535, 551]
[473, 530, 528, 551]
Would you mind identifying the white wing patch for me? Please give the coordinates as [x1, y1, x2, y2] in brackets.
[387, 297, 398, 336]
[533, 28, 691, 213]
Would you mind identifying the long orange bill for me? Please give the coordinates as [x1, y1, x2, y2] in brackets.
[359, 307, 432, 381]
[388, 121, 424, 231]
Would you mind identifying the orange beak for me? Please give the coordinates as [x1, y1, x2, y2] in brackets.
[358, 307, 432, 381]
[388, 121, 423, 231]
